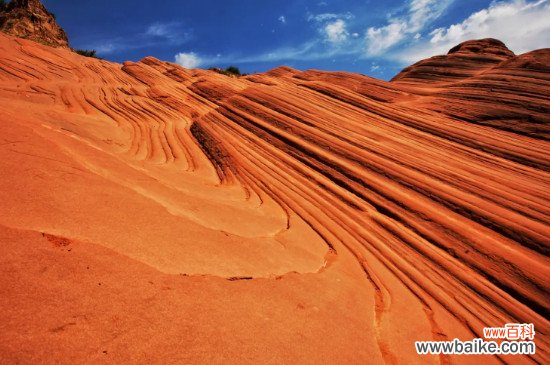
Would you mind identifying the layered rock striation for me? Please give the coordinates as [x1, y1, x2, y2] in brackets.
[0, 16, 548, 365]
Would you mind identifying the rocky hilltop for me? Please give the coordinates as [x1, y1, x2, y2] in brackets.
[0, 2, 548, 365]
[392, 39, 549, 139]
[392, 38, 516, 83]
[0, 0, 68, 47]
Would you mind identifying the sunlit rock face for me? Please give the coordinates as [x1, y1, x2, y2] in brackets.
[0, 0, 69, 48]
[392, 38, 516, 84]
[0, 28, 548, 365]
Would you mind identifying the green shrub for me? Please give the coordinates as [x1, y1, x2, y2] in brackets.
[224, 66, 241, 75]
[75, 49, 98, 58]
[209, 66, 242, 77]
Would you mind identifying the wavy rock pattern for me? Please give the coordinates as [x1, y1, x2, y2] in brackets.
[0, 33, 548, 364]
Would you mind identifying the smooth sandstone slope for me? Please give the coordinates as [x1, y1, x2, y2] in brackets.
[0, 33, 549, 365]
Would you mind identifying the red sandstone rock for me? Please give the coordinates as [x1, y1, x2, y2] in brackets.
[392, 38, 516, 84]
[0, 0, 68, 48]
[0, 8, 548, 365]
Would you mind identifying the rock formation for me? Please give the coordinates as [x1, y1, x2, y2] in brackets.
[0, 5, 548, 365]
[0, 0, 68, 47]
[392, 39, 549, 140]
[391, 38, 516, 84]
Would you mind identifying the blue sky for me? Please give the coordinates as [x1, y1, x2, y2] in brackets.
[43, 0, 549, 80]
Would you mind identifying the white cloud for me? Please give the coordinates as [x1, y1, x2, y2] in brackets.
[175, 52, 202, 68]
[408, 0, 452, 32]
[235, 41, 333, 63]
[366, 21, 407, 55]
[173, 38, 363, 69]
[83, 22, 192, 55]
[307, 12, 354, 22]
[365, 0, 453, 55]
[325, 19, 349, 43]
[146, 23, 171, 37]
[171, 0, 548, 72]
[278, 15, 286, 24]
[145, 22, 192, 44]
[94, 43, 116, 54]
[395, 0, 550, 63]
[307, 12, 355, 46]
